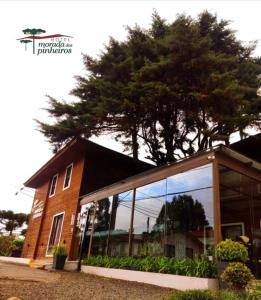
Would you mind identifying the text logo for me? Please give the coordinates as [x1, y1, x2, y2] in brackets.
[17, 28, 73, 55]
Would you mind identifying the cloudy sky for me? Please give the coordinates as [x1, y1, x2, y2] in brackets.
[0, 0, 260, 214]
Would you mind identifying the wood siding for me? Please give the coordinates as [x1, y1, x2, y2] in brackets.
[22, 155, 85, 260]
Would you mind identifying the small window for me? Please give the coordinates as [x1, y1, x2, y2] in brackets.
[63, 163, 73, 190]
[49, 174, 58, 197]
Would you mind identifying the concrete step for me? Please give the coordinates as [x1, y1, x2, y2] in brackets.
[29, 260, 52, 270]
[29, 259, 78, 271]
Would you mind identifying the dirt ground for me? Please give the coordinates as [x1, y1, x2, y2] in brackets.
[0, 262, 172, 300]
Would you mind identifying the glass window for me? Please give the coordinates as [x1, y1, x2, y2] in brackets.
[166, 164, 214, 259]
[47, 213, 64, 255]
[49, 174, 58, 197]
[133, 179, 166, 256]
[63, 164, 73, 189]
[107, 191, 133, 256]
[83, 163, 215, 260]
[78, 202, 96, 258]
[90, 191, 133, 257]
[91, 198, 112, 256]
[219, 165, 261, 277]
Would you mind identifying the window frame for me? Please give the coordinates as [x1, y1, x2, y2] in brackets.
[46, 211, 65, 257]
[49, 174, 58, 197]
[63, 163, 73, 191]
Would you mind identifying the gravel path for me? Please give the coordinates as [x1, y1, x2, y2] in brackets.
[0, 263, 172, 300]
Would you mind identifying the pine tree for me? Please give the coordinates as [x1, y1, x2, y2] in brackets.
[37, 11, 261, 165]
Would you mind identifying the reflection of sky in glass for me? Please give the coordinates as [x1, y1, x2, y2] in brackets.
[167, 164, 212, 198]
[134, 180, 166, 234]
[111, 191, 133, 232]
[167, 164, 213, 227]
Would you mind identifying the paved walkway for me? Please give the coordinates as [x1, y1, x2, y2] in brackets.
[0, 262, 60, 283]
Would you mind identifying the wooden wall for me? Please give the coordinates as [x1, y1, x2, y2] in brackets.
[22, 154, 85, 260]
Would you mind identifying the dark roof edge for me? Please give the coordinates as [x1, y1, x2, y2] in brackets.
[24, 138, 78, 186]
[24, 137, 152, 187]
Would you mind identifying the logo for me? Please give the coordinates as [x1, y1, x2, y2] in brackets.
[17, 28, 73, 55]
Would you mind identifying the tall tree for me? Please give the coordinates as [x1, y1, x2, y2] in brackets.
[0, 210, 29, 236]
[37, 11, 261, 165]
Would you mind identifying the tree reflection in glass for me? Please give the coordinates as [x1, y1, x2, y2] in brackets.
[166, 164, 214, 259]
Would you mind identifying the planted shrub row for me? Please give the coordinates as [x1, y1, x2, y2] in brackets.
[168, 290, 247, 300]
[82, 255, 217, 278]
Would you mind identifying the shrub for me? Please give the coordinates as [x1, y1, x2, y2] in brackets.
[168, 290, 216, 300]
[168, 290, 247, 300]
[52, 243, 67, 257]
[247, 282, 261, 300]
[11, 238, 24, 251]
[0, 236, 14, 256]
[221, 262, 254, 290]
[218, 291, 247, 300]
[215, 239, 249, 262]
[82, 255, 217, 278]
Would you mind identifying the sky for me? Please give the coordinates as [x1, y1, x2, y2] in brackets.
[0, 0, 260, 214]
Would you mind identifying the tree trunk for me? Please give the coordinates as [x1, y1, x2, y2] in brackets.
[131, 129, 139, 161]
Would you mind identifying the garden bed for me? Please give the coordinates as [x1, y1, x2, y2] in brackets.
[82, 256, 218, 290]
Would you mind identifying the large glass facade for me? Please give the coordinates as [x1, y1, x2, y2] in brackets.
[220, 166, 261, 276]
[80, 163, 215, 259]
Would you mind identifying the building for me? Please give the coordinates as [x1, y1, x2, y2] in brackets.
[78, 135, 261, 275]
[22, 138, 152, 260]
[22, 134, 261, 276]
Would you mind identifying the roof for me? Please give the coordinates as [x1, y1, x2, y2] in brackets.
[230, 133, 261, 162]
[80, 145, 261, 205]
[24, 138, 153, 188]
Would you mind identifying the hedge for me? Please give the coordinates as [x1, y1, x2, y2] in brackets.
[82, 255, 217, 278]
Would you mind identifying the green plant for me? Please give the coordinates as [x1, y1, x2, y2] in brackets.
[82, 255, 217, 278]
[221, 262, 254, 290]
[168, 290, 247, 300]
[0, 236, 14, 256]
[247, 282, 261, 300]
[52, 243, 67, 257]
[168, 290, 216, 300]
[11, 238, 24, 251]
[215, 239, 249, 262]
[218, 291, 247, 300]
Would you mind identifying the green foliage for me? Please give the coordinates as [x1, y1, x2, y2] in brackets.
[11, 238, 24, 251]
[37, 11, 261, 165]
[247, 283, 261, 300]
[169, 290, 215, 300]
[221, 262, 254, 290]
[168, 290, 247, 300]
[82, 255, 217, 278]
[218, 291, 247, 300]
[52, 243, 67, 257]
[215, 239, 249, 262]
[0, 210, 29, 236]
[0, 236, 14, 256]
